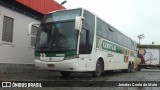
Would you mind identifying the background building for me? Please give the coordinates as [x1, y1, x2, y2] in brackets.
[0, 0, 65, 73]
[138, 45, 160, 66]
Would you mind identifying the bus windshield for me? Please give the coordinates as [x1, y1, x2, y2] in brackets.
[35, 21, 78, 52]
[43, 9, 81, 23]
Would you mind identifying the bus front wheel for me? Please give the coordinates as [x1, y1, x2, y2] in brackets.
[91, 59, 103, 77]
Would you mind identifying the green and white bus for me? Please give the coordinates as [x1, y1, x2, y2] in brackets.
[33, 8, 137, 77]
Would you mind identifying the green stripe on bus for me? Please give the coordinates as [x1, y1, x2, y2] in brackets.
[96, 36, 137, 57]
[35, 50, 77, 57]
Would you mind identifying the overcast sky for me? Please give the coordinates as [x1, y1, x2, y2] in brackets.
[56, 0, 160, 45]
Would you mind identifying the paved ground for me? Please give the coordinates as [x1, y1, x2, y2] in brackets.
[0, 69, 160, 90]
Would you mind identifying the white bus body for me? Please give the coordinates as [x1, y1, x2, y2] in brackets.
[32, 8, 137, 77]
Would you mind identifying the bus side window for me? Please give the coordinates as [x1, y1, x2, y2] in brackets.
[79, 29, 91, 54]
[79, 10, 95, 54]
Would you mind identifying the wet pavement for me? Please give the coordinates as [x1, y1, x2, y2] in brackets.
[0, 69, 160, 90]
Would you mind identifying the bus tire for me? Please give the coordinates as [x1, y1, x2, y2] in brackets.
[91, 59, 103, 77]
[128, 63, 132, 72]
[135, 65, 141, 71]
[123, 63, 132, 73]
[131, 62, 134, 72]
[60, 71, 71, 77]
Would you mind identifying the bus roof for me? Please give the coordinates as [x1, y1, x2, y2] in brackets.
[47, 8, 137, 44]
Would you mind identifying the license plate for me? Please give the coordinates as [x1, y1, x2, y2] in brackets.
[47, 64, 55, 68]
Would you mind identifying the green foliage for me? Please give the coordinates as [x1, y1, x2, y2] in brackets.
[138, 45, 160, 48]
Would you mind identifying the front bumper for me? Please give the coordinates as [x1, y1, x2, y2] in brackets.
[34, 59, 79, 71]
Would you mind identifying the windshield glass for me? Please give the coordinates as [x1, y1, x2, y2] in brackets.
[43, 9, 81, 23]
[35, 21, 78, 52]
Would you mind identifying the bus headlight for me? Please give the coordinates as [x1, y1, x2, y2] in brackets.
[64, 55, 79, 60]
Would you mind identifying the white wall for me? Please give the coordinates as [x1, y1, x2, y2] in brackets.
[0, 5, 40, 64]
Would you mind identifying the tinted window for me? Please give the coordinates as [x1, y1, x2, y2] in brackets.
[79, 29, 91, 54]
[96, 19, 102, 36]
[79, 10, 95, 54]
[96, 17, 137, 51]
[96, 18, 108, 39]
[107, 27, 114, 41]
[35, 21, 78, 52]
[43, 9, 81, 22]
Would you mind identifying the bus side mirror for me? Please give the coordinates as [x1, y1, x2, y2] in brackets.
[28, 22, 40, 35]
[75, 16, 84, 31]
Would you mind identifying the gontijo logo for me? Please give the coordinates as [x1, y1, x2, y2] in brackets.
[102, 41, 116, 51]
[97, 37, 116, 52]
